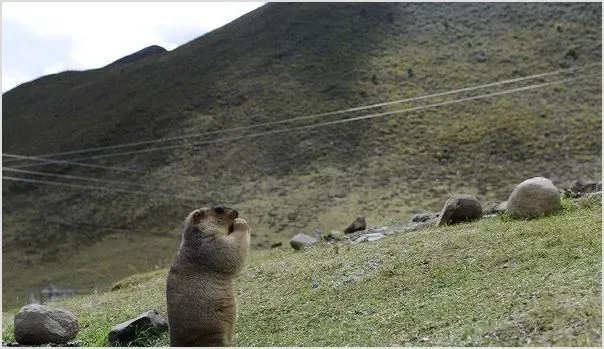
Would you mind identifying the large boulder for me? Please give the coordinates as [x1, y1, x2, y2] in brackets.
[506, 177, 561, 219]
[14, 304, 78, 345]
[436, 194, 483, 226]
[107, 309, 168, 346]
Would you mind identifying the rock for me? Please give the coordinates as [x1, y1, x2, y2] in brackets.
[585, 191, 602, 201]
[365, 226, 389, 234]
[352, 236, 369, 244]
[344, 216, 367, 234]
[14, 304, 78, 345]
[506, 177, 562, 219]
[323, 230, 348, 242]
[365, 233, 386, 242]
[484, 201, 507, 215]
[289, 233, 319, 250]
[411, 213, 438, 223]
[403, 219, 437, 233]
[2, 341, 83, 347]
[473, 51, 488, 62]
[437, 194, 483, 226]
[107, 309, 168, 346]
[571, 179, 602, 195]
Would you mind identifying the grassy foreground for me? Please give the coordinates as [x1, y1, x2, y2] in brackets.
[2, 198, 601, 346]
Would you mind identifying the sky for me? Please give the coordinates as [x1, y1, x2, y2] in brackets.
[1, 2, 265, 92]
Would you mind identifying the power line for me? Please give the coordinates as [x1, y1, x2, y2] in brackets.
[2, 153, 219, 182]
[8, 62, 600, 162]
[2, 167, 172, 190]
[48, 73, 597, 162]
[2, 176, 200, 202]
[2, 153, 143, 173]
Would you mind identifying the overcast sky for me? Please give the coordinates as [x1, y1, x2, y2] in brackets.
[1, 2, 265, 92]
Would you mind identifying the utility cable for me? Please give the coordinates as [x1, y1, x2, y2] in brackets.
[2, 167, 174, 190]
[2, 153, 143, 173]
[2, 176, 200, 202]
[54, 73, 596, 161]
[7, 62, 600, 162]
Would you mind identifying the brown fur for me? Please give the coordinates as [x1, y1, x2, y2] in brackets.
[166, 205, 250, 347]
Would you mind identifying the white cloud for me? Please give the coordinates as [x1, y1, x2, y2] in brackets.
[1, 2, 265, 92]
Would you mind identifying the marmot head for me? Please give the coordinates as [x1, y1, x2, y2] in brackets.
[184, 205, 239, 238]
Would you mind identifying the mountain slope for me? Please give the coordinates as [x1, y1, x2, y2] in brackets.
[2, 2, 601, 308]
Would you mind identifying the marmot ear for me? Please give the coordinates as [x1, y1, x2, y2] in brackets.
[192, 208, 206, 223]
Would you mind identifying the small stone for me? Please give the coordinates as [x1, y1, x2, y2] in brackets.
[365, 233, 386, 242]
[571, 179, 602, 195]
[289, 233, 319, 250]
[411, 213, 438, 223]
[484, 201, 507, 215]
[344, 216, 367, 234]
[585, 191, 602, 201]
[107, 309, 168, 346]
[473, 51, 488, 62]
[14, 304, 78, 345]
[352, 236, 369, 244]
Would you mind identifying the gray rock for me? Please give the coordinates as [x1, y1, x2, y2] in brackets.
[107, 309, 168, 346]
[289, 233, 319, 250]
[484, 201, 507, 215]
[473, 51, 488, 62]
[14, 304, 78, 345]
[324, 230, 348, 242]
[585, 191, 602, 201]
[506, 177, 561, 219]
[571, 179, 602, 195]
[344, 216, 367, 234]
[365, 226, 389, 235]
[365, 233, 386, 242]
[411, 213, 438, 223]
[2, 340, 83, 347]
[437, 194, 483, 226]
[352, 236, 369, 244]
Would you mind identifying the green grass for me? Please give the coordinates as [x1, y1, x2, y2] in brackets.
[3, 198, 600, 346]
[2, 2, 601, 309]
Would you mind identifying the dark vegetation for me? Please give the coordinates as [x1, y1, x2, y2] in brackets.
[2, 2, 601, 308]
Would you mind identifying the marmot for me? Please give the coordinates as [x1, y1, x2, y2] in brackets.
[166, 205, 250, 347]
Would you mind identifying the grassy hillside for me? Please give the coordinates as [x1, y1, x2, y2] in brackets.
[2, 2, 601, 308]
[2, 198, 601, 346]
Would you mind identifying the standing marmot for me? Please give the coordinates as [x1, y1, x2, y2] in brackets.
[166, 205, 250, 346]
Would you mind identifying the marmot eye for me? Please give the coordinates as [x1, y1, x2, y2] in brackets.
[213, 206, 225, 214]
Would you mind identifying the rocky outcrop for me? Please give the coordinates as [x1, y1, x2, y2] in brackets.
[506, 177, 561, 219]
[14, 304, 78, 345]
